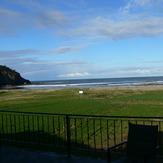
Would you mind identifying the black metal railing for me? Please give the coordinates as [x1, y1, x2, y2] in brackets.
[0, 110, 163, 158]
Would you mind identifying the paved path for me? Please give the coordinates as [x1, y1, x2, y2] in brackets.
[0, 145, 106, 163]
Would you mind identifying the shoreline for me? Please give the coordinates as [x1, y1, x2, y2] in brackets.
[1, 85, 163, 92]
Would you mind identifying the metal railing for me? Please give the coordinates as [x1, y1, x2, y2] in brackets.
[0, 110, 163, 158]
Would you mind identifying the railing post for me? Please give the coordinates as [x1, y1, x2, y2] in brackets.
[0, 114, 3, 146]
[66, 115, 71, 158]
[107, 148, 111, 163]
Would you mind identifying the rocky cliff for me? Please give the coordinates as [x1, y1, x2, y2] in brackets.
[0, 65, 31, 87]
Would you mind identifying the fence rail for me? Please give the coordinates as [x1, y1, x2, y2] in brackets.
[0, 110, 163, 158]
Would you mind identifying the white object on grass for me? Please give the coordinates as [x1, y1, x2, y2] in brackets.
[79, 90, 84, 94]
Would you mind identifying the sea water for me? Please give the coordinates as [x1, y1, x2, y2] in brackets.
[17, 76, 163, 89]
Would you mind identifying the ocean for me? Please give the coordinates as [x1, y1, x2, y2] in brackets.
[17, 76, 163, 89]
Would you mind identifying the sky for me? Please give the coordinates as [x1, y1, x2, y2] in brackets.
[0, 0, 163, 81]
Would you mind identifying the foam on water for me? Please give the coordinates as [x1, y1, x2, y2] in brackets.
[17, 76, 163, 89]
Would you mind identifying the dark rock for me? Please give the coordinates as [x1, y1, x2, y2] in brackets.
[0, 65, 31, 87]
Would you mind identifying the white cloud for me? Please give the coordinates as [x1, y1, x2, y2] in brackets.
[133, 0, 151, 6]
[0, 8, 20, 16]
[2, 53, 163, 80]
[133, 0, 163, 6]
[0, 46, 83, 58]
[120, 0, 151, 14]
[120, 0, 163, 16]
[48, 46, 83, 55]
[117, 69, 151, 75]
[1, 0, 163, 40]
[65, 16, 163, 40]
[0, 53, 92, 80]
[143, 60, 163, 64]
[0, 49, 39, 57]
[59, 72, 91, 78]
[73, 66, 163, 79]
[0, 8, 23, 36]
[0, 7, 70, 37]
[36, 11, 70, 28]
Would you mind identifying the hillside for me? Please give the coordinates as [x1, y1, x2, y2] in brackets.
[0, 65, 31, 87]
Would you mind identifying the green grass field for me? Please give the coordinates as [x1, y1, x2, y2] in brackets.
[1, 87, 163, 159]
[0, 87, 163, 117]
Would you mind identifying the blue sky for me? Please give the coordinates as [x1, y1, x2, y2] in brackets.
[0, 0, 163, 81]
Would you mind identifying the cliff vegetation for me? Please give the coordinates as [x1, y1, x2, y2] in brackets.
[0, 65, 31, 87]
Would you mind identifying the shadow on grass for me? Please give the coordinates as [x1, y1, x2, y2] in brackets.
[0, 130, 107, 160]
[1, 129, 163, 162]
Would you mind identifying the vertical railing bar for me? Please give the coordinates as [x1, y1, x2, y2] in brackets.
[0, 114, 1, 144]
[74, 118, 77, 147]
[1, 114, 4, 140]
[58, 116, 61, 145]
[87, 119, 90, 149]
[135, 120, 138, 125]
[121, 120, 125, 152]
[100, 119, 103, 149]
[18, 114, 23, 140]
[159, 121, 162, 155]
[104, 119, 107, 149]
[61, 116, 63, 144]
[37, 116, 40, 144]
[61, 116, 65, 146]
[63, 117, 67, 146]
[23, 115, 26, 142]
[32, 115, 35, 143]
[27, 115, 30, 142]
[121, 120, 123, 145]
[6, 114, 8, 138]
[0, 114, 4, 140]
[18, 115, 21, 141]
[42, 116, 44, 144]
[6, 114, 8, 139]
[61, 116, 64, 146]
[93, 119, 96, 150]
[126, 120, 130, 154]
[52, 116, 55, 146]
[81, 118, 84, 149]
[47, 116, 50, 144]
[3, 114, 5, 138]
[3, 114, 5, 139]
[113, 120, 116, 146]
[13, 114, 16, 141]
[61, 117, 65, 145]
[107, 119, 109, 148]
[10, 114, 12, 140]
[66, 115, 71, 158]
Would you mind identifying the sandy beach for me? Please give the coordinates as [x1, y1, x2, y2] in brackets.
[1, 85, 163, 94]
[30, 85, 163, 92]
[89, 85, 163, 91]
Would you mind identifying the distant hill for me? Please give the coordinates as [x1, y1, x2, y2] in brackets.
[0, 65, 31, 87]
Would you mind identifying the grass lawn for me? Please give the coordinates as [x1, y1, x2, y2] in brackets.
[0, 87, 163, 117]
